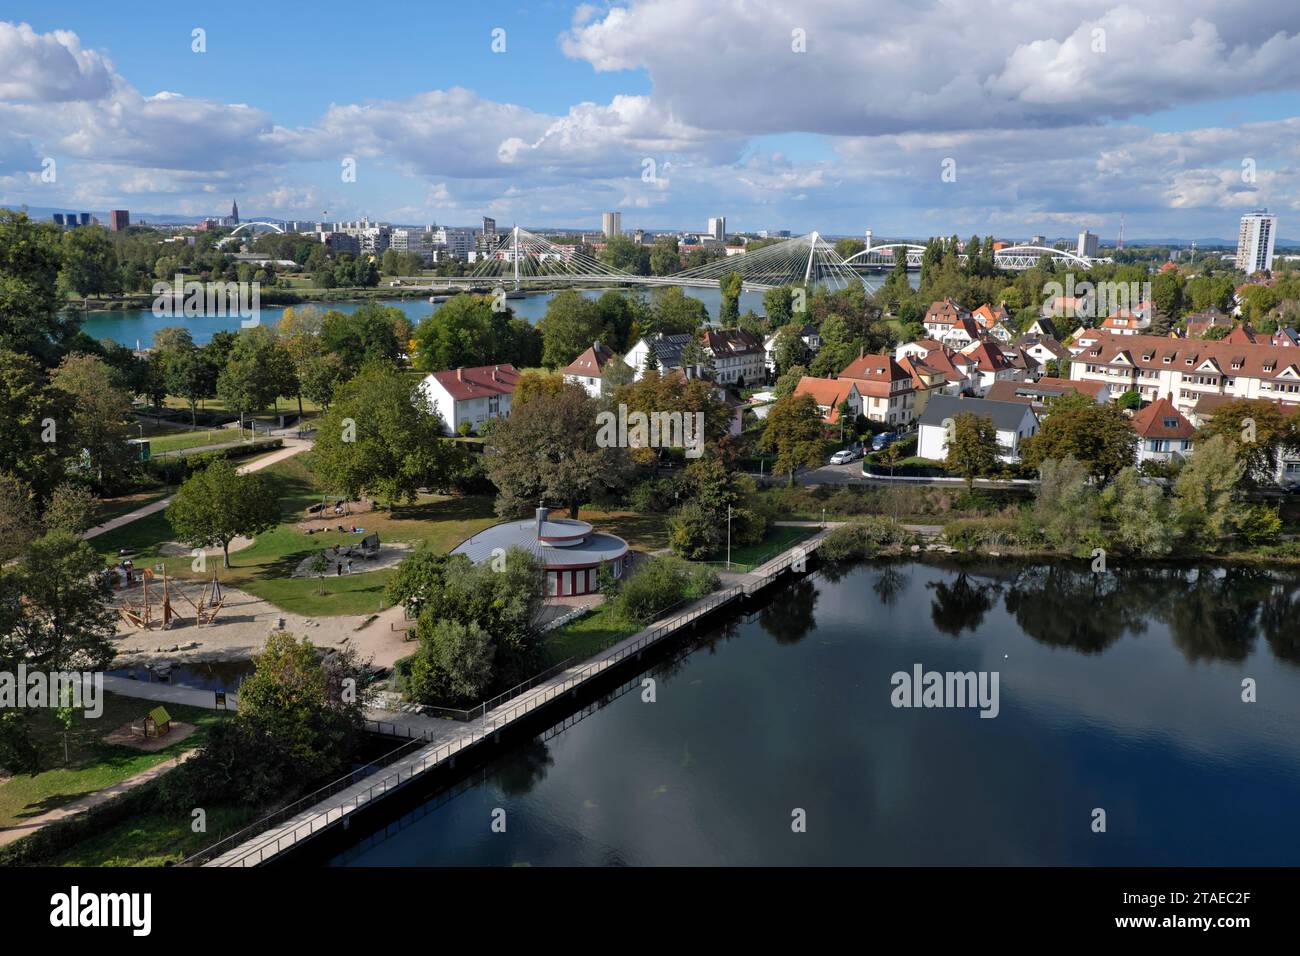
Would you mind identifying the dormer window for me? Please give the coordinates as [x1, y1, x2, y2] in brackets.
[1163, 356, 1173, 364]
[1264, 364, 1275, 372]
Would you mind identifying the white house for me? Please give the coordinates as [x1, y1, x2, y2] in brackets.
[562, 341, 630, 398]
[916, 394, 1039, 463]
[417, 364, 520, 435]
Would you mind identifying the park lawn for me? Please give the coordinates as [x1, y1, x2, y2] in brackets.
[90, 488, 171, 528]
[45, 804, 258, 867]
[0, 694, 229, 829]
[146, 430, 248, 454]
[583, 508, 671, 552]
[543, 602, 639, 665]
[700, 524, 818, 570]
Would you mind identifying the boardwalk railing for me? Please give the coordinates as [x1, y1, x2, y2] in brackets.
[179, 733, 429, 867]
[198, 541, 825, 867]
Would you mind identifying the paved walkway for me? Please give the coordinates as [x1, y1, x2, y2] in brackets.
[0, 750, 196, 849]
[101, 674, 238, 711]
[203, 528, 836, 867]
[84, 439, 311, 540]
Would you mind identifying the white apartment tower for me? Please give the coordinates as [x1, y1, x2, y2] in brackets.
[1237, 210, 1277, 274]
[1077, 230, 1099, 258]
[707, 216, 727, 242]
[602, 211, 622, 238]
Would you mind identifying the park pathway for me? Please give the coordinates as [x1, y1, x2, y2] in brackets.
[0, 750, 196, 849]
[83, 438, 312, 541]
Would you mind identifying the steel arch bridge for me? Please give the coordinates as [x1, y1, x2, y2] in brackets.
[216, 221, 287, 247]
[843, 241, 1107, 271]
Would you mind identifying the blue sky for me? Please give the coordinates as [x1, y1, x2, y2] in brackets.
[1, 1, 1298, 240]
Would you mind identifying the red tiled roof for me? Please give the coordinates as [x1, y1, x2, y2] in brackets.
[1035, 375, 1107, 399]
[429, 364, 520, 401]
[1130, 396, 1195, 440]
[1076, 331, 1300, 381]
[793, 376, 857, 422]
[962, 340, 1012, 372]
[562, 342, 617, 377]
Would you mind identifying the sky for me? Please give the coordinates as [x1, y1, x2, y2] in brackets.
[1, 0, 1298, 241]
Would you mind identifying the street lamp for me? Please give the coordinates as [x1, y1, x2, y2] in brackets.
[727, 504, 732, 570]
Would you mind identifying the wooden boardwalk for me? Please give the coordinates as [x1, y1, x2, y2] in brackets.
[198, 527, 833, 867]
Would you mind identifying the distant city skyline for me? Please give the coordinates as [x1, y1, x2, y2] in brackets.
[1, 4, 1298, 239]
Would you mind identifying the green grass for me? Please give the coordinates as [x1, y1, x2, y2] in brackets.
[543, 602, 640, 665]
[90, 489, 171, 527]
[45, 805, 257, 867]
[0, 693, 229, 829]
[700, 524, 818, 569]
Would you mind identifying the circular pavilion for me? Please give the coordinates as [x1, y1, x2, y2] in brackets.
[451, 507, 629, 596]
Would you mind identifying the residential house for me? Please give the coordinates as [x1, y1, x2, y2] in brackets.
[1184, 310, 1234, 339]
[1025, 317, 1059, 339]
[838, 353, 916, 426]
[960, 340, 1020, 395]
[895, 339, 979, 394]
[1016, 333, 1072, 374]
[972, 304, 1014, 342]
[1070, 330, 1300, 415]
[625, 333, 695, 380]
[562, 341, 629, 398]
[793, 376, 862, 425]
[922, 299, 973, 340]
[702, 328, 766, 386]
[1130, 395, 1195, 464]
[418, 364, 520, 435]
[763, 324, 821, 375]
[985, 377, 1109, 414]
[916, 394, 1039, 463]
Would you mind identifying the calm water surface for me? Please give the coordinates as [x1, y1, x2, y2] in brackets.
[335, 559, 1300, 866]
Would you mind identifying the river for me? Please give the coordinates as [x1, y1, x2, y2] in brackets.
[75, 277, 906, 348]
[330, 558, 1300, 866]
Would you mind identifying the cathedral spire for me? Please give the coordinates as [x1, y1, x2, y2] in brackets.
[231, 198, 239, 225]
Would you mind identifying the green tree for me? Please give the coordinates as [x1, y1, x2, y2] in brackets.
[4, 531, 116, 671]
[0, 471, 39, 563]
[0, 350, 69, 499]
[1020, 402, 1136, 483]
[539, 289, 604, 367]
[166, 459, 280, 567]
[58, 226, 119, 299]
[648, 286, 709, 335]
[0, 211, 75, 361]
[1031, 456, 1101, 553]
[321, 303, 402, 374]
[408, 619, 495, 705]
[50, 353, 134, 491]
[719, 271, 743, 327]
[313, 362, 451, 506]
[43, 482, 95, 535]
[1173, 433, 1245, 548]
[484, 381, 630, 517]
[216, 325, 295, 435]
[759, 392, 825, 485]
[1198, 398, 1300, 486]
[946, 413, 1000, 491]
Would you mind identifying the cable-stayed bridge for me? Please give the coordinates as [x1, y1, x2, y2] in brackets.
[400, 226, 1103, 294]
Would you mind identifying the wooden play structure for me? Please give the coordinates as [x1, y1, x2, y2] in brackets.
[144, 706, 172, 738]
[117, 567, 175, 629]
[175, 573, 227, 626]
[117, 568, 226, 630]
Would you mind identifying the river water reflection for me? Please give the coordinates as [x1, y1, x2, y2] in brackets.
[335, 559, 1300, 866]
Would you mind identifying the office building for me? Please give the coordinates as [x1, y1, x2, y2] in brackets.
[1077, 230, 1099, 258]
[109, 210, 130, 231]
[1236, 210, 1277, 274]
[602, 211, 621, 238]
[707, 216, 727, 242]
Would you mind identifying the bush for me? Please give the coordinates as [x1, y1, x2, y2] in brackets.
[942, 516, 1032, 551]
[818, 518, 911, 562]
[617, 556, 719, 624]
[144, 438, 284, 485]
[407, 619, 495, 706]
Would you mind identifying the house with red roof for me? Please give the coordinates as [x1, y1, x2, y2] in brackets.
[793, 376, 862, 424]
[838, 353, 916, 425]
[1070, 330, 1300, 416]
[960, 340, 1020, 395]
[922, 299, 972, 341]
[562, 341, 629, 398]
[418, 364, 520, 435]
[1130, 396, 1195, 464]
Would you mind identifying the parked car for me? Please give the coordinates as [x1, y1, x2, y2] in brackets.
[871, 431, 898, 451]
[829, 448, 860, 465]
